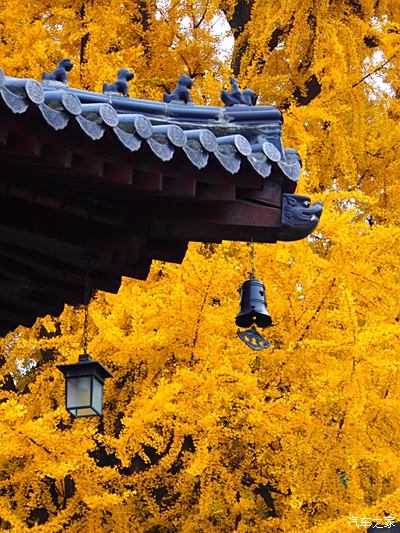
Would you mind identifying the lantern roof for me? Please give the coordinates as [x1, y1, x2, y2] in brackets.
[57, 354, 112, 382]
[0, 67, 322, 334]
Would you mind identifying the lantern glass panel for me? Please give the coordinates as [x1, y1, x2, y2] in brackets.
[67, 376, 91, 409]
[92, 376, 104, 415]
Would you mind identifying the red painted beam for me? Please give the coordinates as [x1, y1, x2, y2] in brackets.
[238, 179, 282, 208]
[150, 200, 281, 243]
[195, 182, 236, 202]
[0, 244, 121, 295]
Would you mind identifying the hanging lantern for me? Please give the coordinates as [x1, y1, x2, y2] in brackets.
[57, 253, 112, 417]
[57, 354, 112, 417]
[235, 278, 272, 328]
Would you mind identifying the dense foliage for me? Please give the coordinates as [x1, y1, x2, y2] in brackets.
[1, 1, 400, 531]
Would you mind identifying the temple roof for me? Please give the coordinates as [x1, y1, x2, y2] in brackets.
[0, 68, 321, 335]
[0, 70, 301, 183]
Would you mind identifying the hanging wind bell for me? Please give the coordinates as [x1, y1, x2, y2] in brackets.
[235, 278, 272, 328]
[236, 239, 271, 350]
[57, 254, 112, 417]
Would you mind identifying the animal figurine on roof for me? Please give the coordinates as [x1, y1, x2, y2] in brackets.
[42, 58, 73, 85]
[102, 68, 134, 97]
[163, 74, 194, 104]
[221, 76, 258, 106]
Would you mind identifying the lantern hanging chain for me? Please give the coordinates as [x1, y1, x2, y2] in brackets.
[250, 237, 255, 279]
[82, 259, 92, 354]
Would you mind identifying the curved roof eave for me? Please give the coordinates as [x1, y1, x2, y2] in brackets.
[0, 69, 299, 184]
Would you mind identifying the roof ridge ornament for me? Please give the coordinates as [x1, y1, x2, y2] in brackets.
[163, 74, 194, 105]
[102, 68, 134, 97]
[221, 76, 257, 107]
[41, 58, 73, 86]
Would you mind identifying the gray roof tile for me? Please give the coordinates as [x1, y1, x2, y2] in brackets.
[0, 68, 301, 183]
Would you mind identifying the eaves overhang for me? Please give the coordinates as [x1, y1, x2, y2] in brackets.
[0, 68, 322, 334]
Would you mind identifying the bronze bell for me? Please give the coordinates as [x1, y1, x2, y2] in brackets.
[235, 278, 272, 328]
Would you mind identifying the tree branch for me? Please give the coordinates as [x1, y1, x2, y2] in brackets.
[193, 0, 210, 29]
[352, 55, 394, 88]
[295, 279, 336, 345]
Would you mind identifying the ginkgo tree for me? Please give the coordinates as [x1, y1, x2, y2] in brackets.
[1, 0, 400, 531]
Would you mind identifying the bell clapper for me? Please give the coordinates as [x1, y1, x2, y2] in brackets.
[237, 326, 270, 350]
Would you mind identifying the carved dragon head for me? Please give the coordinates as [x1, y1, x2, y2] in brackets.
[279, 194, 323, 241]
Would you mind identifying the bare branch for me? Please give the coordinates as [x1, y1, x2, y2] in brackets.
[352, 55, 395, 88]
[193, 0, 210, 29]
[295, 278, 336, 345]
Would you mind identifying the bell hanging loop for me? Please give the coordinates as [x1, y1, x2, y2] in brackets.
[235, 278, 272, 329]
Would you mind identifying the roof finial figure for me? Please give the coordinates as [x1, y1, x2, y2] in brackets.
[102, 68, 134, 97]
[42, 58, 73, 85]
[163, 74, 194, 104]
[221, 76, 258, 106]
